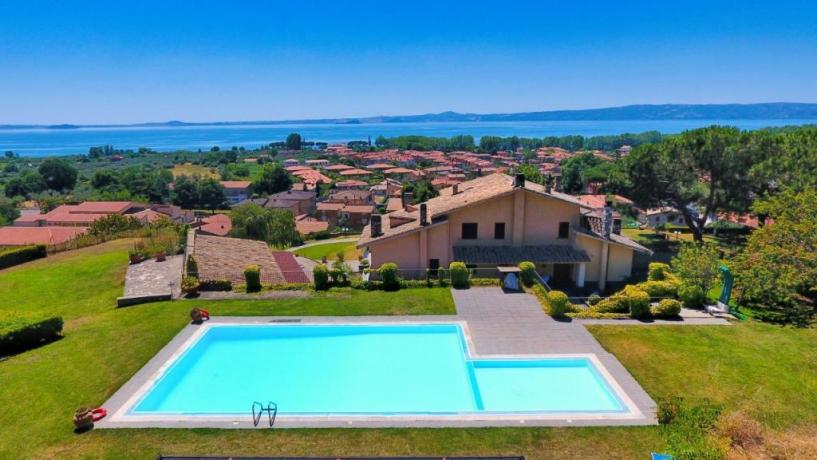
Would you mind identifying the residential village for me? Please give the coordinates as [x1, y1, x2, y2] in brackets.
[1, 127, 816, 460]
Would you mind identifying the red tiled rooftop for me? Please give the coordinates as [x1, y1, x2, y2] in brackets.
[366, 163, 395, 170]
[295, 215, 330, 235]
[325, 164, 354, 171]
[198, 213, 232, 236]
[339, 168, 373, 176]
[336, 180, 368, 187]
[130, 209, 166, 223]
[219, 181, 252, 190]
[384, 167, 415, 175]
[71, 201, 133, 214]
[0, 226, 87, 246]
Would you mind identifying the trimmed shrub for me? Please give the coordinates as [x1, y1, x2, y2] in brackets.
[0, 315, 63, 355]
[628, 287, 651, 318]
[199, 278, 232, 291]
[437, 269, 449, 287]
[470, 278, 501, 287]
[518, 261, 536, 287]
[679, 283, 706, 309]
[180, 276, 200, 295]
[449, 262, 470, 289]
[186, 255, 199, 278]
[594, 293, 629, 313]
[532, 286, 575, 317]
[244, 265, 261, 292]
[568, 310, 629, 319]
[595, 285, 650, 317]
[587, 293, 602, 306]
[648, 262, 671, 281]
[637, 280, 678, 298]
[652, 298, 683, 318]
[379, 262, 400, 291]
[546, 290, 574, 317]
[0, 245, 47, 270]
[313, 264, 330, 290]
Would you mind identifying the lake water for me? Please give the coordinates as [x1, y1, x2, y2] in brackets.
[0, 119, 813, 157]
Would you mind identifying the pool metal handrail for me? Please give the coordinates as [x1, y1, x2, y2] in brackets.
[252, 401, 278, 427]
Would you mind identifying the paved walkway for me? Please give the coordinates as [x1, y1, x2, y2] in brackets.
[121, 255, 184, 300]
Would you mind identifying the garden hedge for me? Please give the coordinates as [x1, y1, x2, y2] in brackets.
[313, 264, 330, 290]
[0, 245, 47, 270]
[518, 261, 536, 287]
[379, 263, 400, 291]
[198, 279, 233, 291]
[449, 262, 470, 289]
[244, 264, 262, 292]
[652, 298, 683, 318]
[0, 315, 63, 355]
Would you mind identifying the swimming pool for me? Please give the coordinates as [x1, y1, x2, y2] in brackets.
[113, 323, 639, 422]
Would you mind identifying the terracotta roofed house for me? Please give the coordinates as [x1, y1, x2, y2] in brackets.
[0, 226, 87, 247]
[219, 181, 252, 205]
[357, 173, 650, 290]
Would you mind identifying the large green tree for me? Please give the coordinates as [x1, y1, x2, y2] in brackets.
[197, 178, 229, 211]
[252, 164, 292, 195]
[0, 197, 20, 226]
[401, 178, 439, 203]
[734, 189, 817, 325]
[750, 126, 817, 195]
[625, 126, 758, 241]
[4, 171, 46, 198]
[230, 202, 301, 248]
[286, 133, 302, 150]
[38, 158, 78, 191]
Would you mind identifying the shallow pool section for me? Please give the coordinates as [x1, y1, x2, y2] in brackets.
[127, 323, 628, 416]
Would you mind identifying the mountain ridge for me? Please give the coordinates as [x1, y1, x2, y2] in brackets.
[3, 102, 817, 130]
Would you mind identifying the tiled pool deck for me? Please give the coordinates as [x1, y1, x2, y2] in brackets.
[99, 288, 728, 429]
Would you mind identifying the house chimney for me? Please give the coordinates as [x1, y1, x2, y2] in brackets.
[371, 214, 382, 237]
[452, 183, 459, 195]
[420, 203, 428, 226]
[402, 191, 413, 210]
[603, 200, 613, 238]
[514, 173, 525, 188]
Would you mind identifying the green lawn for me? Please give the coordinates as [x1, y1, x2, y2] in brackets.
[293, 240, 359, 261]
[590, 324, 817, 431]
[0, 240, 814, 458]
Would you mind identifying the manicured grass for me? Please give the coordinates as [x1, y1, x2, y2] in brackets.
[1, 240, 814, 458]
[293, 240, 359, 261]
[193, 287, 455, 316]
[171, 163, 220, 179]
[589, 323, 817, 431]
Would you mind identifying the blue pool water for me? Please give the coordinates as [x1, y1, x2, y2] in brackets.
[131, 324, 627, 416]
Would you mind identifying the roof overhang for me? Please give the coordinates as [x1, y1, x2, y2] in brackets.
[453, 245, 591, 265]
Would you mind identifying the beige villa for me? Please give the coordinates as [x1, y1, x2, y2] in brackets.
[356, 173, 650, 291]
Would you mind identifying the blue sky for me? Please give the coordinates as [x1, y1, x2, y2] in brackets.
[1, 0, 816, 124]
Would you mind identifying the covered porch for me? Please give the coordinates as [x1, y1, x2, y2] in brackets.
[452, 245, 592, 289]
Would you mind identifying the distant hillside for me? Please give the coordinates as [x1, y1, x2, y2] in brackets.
[367, 103, 817, 123]
[2, 103, 817, 130]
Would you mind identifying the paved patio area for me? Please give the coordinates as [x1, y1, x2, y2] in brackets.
[120, 255, 183, 302]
